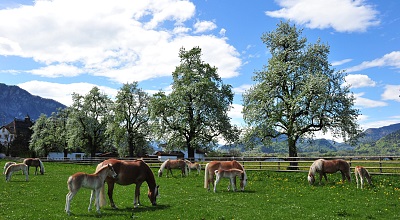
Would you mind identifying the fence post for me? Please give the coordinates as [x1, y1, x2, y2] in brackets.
[278, 161, 280, 170]
[379, 157, 382, 173]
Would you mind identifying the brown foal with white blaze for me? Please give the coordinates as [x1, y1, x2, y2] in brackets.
[213, 168, 246, 193]
[65, 164, 117, 215]
[355, 166, 372, 189]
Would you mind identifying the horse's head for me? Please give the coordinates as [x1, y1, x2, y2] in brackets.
[308, 174, 315, 185]
[148, 185, 160, 206]
[107, 164, 118, 179]
[158, 169, 162, 177]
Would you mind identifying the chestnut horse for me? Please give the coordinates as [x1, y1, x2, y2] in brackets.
[5, 163, 29, 182]
[97, 159, 159, 209]
[204, 160, 247, 191]
[23, 158, 45, 175]
[65, 164, 117, 215]
[158, 159, 188, 177]
[213, 168, 246, 193]
[355, 166, 372, 189]
[308, 159, 351, 185]
[184, 159, 201, 175]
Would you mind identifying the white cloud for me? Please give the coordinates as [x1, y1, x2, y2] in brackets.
[193, 20, 217, 33]
[344, 74, 376, 88]
[347, 51, 400, 72]
[354, 92, 387, 108]
[0, 0, 241, 83]
[332, 58, 352, 66]
[382, 85, 400, 102]
[266, 0, 380, 32]
[18, 80, 118, 106]
[228, 104, 245, 127]
[233, 84, 252, 94]
[29, 63, 84, 78]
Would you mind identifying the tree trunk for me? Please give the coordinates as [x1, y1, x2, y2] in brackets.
[287, 137, 298, 170]
[187, 146, 195, 159]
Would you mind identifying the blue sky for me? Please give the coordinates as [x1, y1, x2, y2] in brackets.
[1, 0, 399, 142]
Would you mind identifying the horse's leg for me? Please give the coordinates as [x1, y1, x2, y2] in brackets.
[355, 171, 360, 188]
[231, 177, 236, 192]
[24, 169, 29, 181]
[214, 175, 220, 193]
[95, 189, 101, 214]
[360, 175, 364, 189]
[107, 182, 117, 209]
[134, 183, 142, 208]
[88, 190, 94, 211]
[66, 191, 77, 215]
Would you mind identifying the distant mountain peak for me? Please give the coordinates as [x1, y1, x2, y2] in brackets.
[0, 83, 66, 125]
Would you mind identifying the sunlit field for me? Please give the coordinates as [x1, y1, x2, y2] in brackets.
[1, 161, 399, 219]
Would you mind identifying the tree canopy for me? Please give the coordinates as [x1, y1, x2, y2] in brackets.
[150, 47, 239, 158]
[108, 82, 151, 157]
[242, 21, 362, 161]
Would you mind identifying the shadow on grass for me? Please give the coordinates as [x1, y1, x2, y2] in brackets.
[67, 205, 170, 218]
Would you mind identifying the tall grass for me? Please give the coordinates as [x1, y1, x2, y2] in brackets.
[0, 161, 399, 219]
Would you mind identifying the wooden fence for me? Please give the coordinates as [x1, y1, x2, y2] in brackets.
[43, 156, 400, 175]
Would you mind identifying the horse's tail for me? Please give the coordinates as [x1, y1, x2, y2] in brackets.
[184, 162, 188, 176]
[95, 162, 108, 207]
[204, 163, 210, 189]
[39, 159, 45, 174]
[99, 183, 107, 207]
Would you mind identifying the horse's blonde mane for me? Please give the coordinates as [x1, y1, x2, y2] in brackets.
[95, 164, 111, 174]
[159, 159, 170, 172]
[308, 159, 324, 176]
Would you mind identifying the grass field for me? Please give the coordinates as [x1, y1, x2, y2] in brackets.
[1, 161, 399, 219]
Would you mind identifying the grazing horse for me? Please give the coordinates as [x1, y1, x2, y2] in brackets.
[97, 159, 159, 209]
[204, 160, 247, 191]
[213, 168, 246, 193]
[184, 159, 201, 175]
[355, 166, 372, 189]
[5, 163, 29, 182]
[158, 159, 188, 177]
[3, 162, 16, 174]
[65, 164, 117, 215]
[23, 158, 45, 175]
[308, 159, 351, 185]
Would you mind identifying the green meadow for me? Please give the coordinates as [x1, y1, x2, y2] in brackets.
[0, 161, 399, 220]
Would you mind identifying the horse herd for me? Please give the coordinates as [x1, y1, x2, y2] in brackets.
[3, 158, 373, 215]
[3, 158, 45, 182]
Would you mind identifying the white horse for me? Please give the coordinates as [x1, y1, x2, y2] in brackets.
[65, 164, 117, 215]
[5, 163, 29, 182]
[3, 161, 16, 174]
[213, 168, 246, 193]
[184, 159, 201, 175]
[355, 166, 372, 189]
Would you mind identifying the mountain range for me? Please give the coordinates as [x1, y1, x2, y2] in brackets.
[0, 83, 66, 125]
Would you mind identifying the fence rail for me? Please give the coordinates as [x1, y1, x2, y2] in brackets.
[42, 156, 400, 175]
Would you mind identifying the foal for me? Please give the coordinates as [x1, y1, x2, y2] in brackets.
[184, 159, 201, 175]
[3, 162, 16, 174]
[4, 163, 29, 182]
[65, 164, 117, 215]
[355, 166, 372, 189]
[213, 168, 245, 193]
